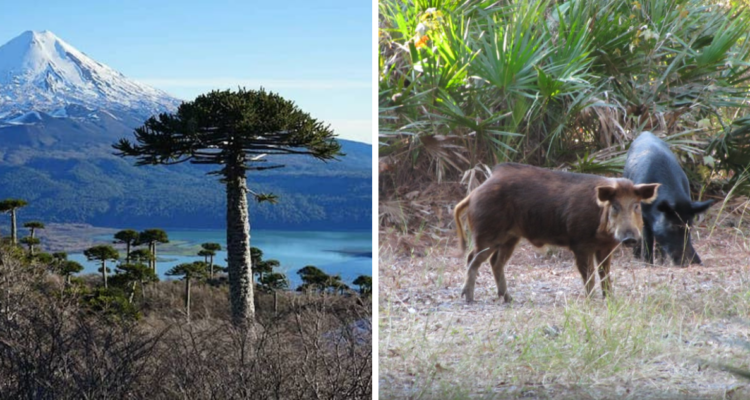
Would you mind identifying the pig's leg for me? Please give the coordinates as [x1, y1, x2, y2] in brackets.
[462, 244, 494, 303]
[642, 223, 655, 264]
[573, 248, 596, 297]
[489, 237, 519, 303]
[596, 247, 615, 298]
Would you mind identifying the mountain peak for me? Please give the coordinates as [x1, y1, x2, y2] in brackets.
[0, 30, 180, 123]
[21, 29, 58, 39]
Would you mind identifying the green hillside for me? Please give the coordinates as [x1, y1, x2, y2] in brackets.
[0, 139, 371, 230]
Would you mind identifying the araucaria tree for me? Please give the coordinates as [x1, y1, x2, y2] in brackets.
[137, 229, 169, 273]
[251, 246, 280, 286]
[166, 261, 209, 322]
[84, 245, 119, 288]
[117, 262, 157, 303]
[52, 252, 84, 286]
[114, 229, 140, 265]
[0, 199, 28, 245]
[22, 221, 45, 256]
[23, 221, 44, 239]
[353, 275, 372, 296]
[20, 237, 40, 256]
[59, 260, 84, 286]
[114, 88, 341, 329]
[200, 242, 222, 278]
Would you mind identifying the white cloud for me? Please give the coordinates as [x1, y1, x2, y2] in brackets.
[136, 77, 370, 90]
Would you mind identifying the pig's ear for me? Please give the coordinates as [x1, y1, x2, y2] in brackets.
[634, 183, 660, 204]
[596, 185, 617, 206]
[691, 199, 714, 215]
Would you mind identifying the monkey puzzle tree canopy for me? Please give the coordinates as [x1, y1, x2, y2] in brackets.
[137, 229, 169, 272]
[114, 229, 140, 264]
[113, 88, 341, 175]
[84, 245, 119, 289]
[59, 260, 84, 282]
[23, 221, 45, 238]
[20, 236, 40, 255]
[113, 88, 342, 329]
[200, 242, 222, 278]
[167, 261, 209, 322]
[353, 275, 372, 295]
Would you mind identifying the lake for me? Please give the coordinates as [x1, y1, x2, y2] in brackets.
[68, 229, 372, 288]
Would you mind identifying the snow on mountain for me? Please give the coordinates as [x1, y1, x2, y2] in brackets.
[0, 30, 181, 123]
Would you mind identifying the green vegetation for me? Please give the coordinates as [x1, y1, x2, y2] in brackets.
[0, 198, 28, 245]
[115, 262, 157, 303]
[0, 149, 371, 231]
[353, 275, 373, 296]
[23, 221, 44, 239]
[251, 246, 282, 288]
[379, 0, 750, 195]
[52, 253, 83, 286]
[114, 88, 343, 331]
[297, 265, 351, 294]
[19, 236, 40, 256]
[0, 202, 368, 319]
[200, 242, 222, 278]
[113, 229, 139, 264]
[137, 229, 168, 272]
[83, 245, 119, 288]
[20, 221, 44, 256]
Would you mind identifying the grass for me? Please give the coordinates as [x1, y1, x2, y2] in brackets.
[379, 202, 750, 399]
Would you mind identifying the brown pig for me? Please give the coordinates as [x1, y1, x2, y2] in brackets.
[454, 163, 659, 302]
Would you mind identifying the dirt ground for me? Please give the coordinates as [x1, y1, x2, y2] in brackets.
[379, 197, 750, 399]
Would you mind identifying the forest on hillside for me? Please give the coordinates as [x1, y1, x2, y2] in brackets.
[0, 140, 372, 230]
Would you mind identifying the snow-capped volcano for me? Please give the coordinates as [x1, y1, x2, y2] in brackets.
[0, 30, 180, 122]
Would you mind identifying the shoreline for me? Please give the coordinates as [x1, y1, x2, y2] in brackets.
[31, 223, 372, 253]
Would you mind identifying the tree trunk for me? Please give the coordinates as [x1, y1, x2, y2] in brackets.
[209, 255, 214, 279]
[273, 290, 278, 315]
[10, 209, 17, 245]
[226, 168, 256, 331]
[102, 260, 108, 288]
[185, 278, 191, 322]
[129, 281, 136, 304]
[151, 242, 156, 273]
[125, 242, 131, 265]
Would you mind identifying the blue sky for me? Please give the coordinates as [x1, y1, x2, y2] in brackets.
[0, 0, 372, 143]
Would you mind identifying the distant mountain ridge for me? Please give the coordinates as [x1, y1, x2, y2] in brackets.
[0, 31, 371, 231]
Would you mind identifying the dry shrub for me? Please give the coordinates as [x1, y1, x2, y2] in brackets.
[158, 294, 372, 399]
[0, 246, 372, 399]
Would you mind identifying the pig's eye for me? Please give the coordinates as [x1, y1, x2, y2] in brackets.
[612, 203, 621, 213]
[634, 203, 640, 212]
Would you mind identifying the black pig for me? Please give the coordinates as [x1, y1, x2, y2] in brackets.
[624, 132, 713, 266]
